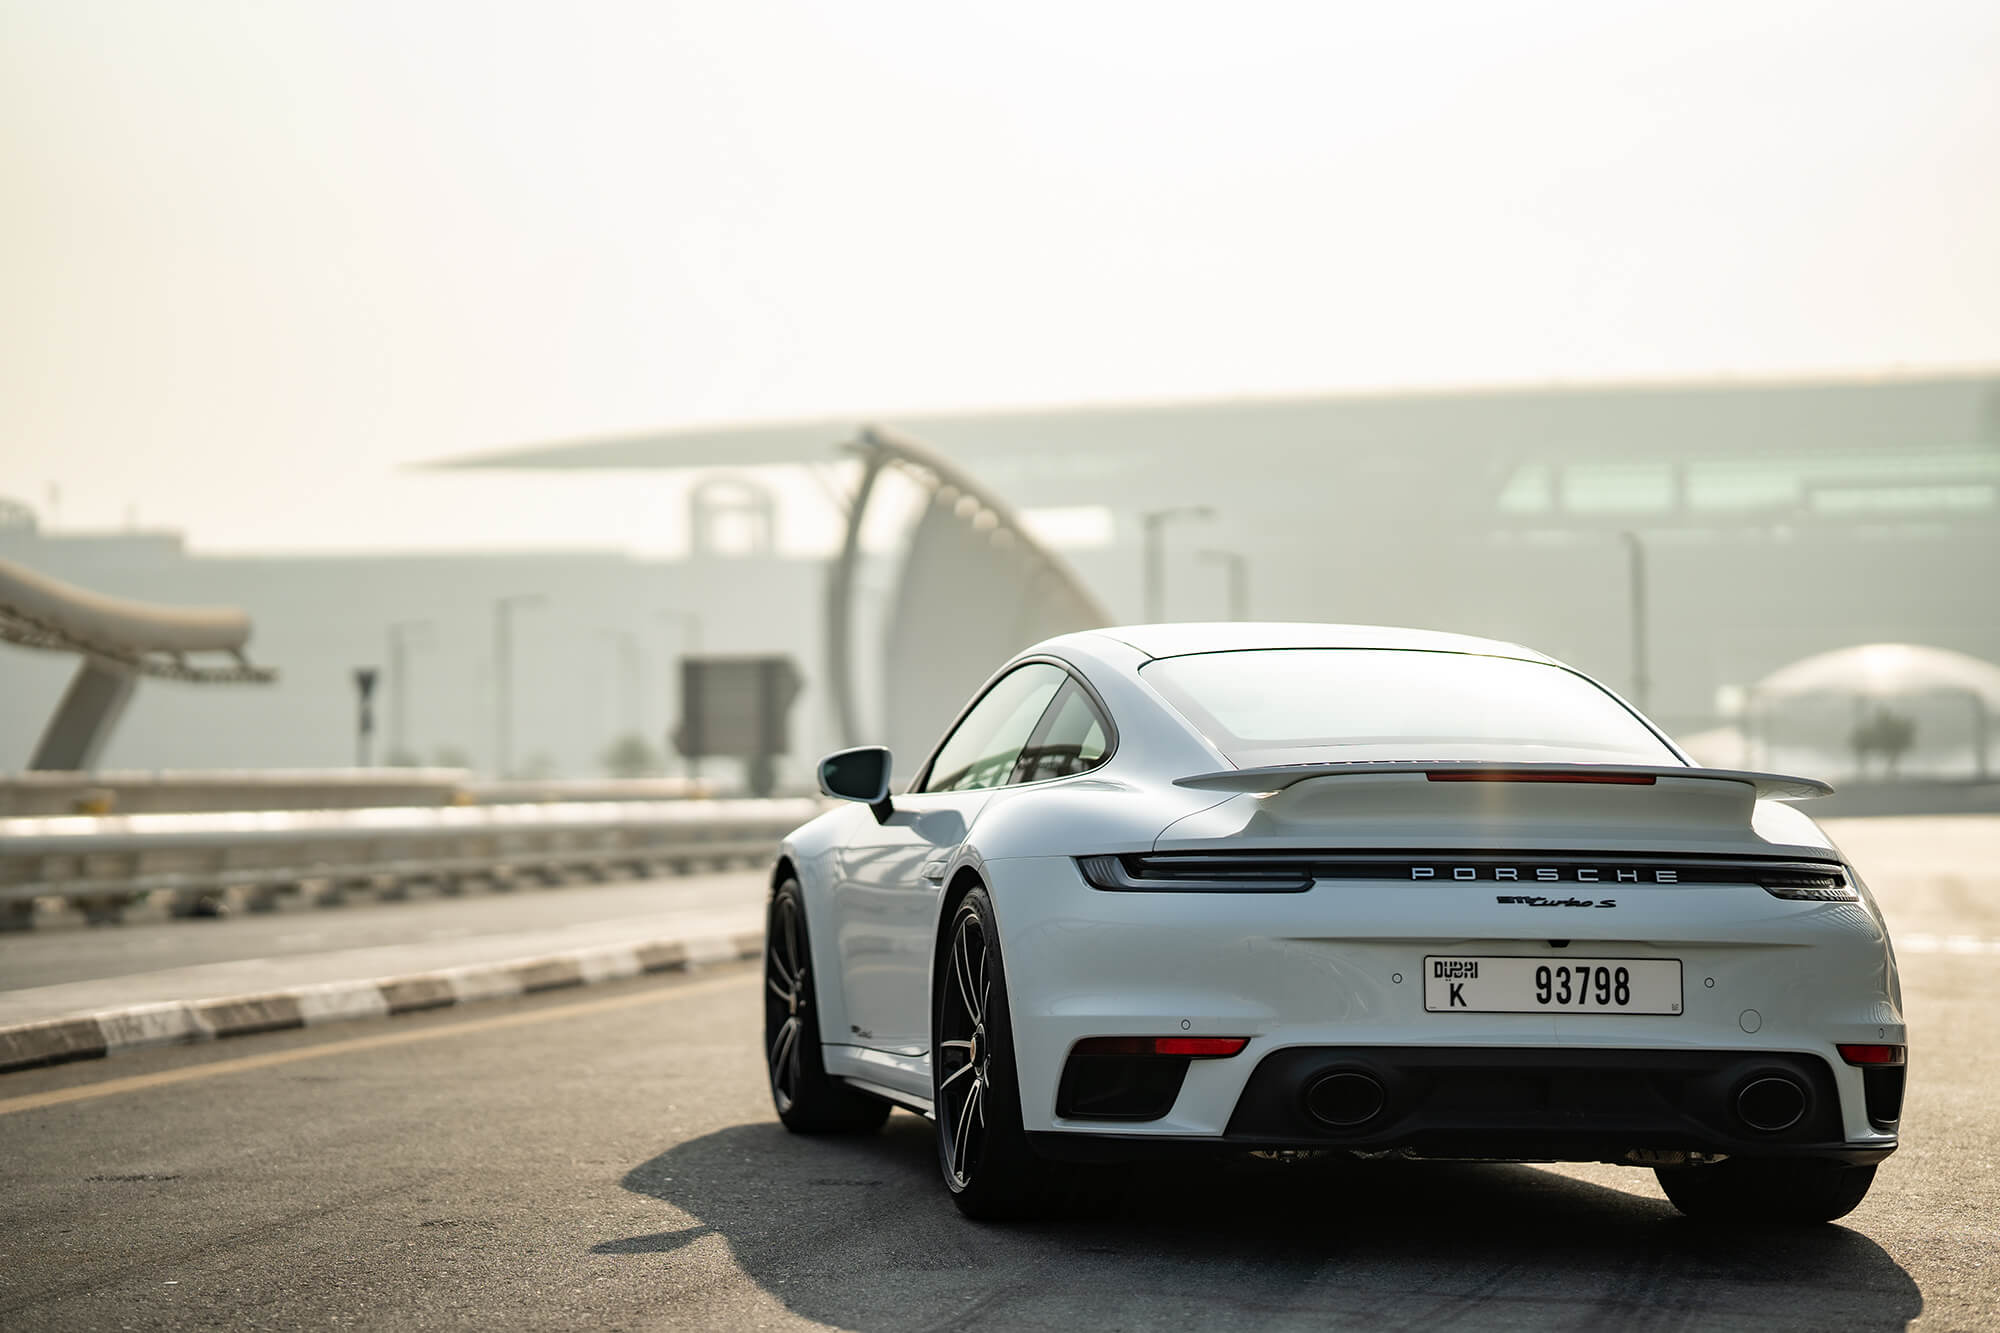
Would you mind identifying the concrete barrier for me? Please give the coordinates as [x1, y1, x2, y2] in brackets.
[0, 924, 766, 1074]
[0, 797, 819, 927]
[0, 770, 728, 815]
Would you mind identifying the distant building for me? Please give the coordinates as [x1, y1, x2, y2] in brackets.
[0, 525, 814, 782]
[3, 370, 1995, 779]
[447, 369, 2000, 740]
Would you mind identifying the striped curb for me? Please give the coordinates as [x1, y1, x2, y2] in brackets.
[0, 927, 765, 1076]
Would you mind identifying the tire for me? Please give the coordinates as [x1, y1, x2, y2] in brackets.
[1655, 1158, 1878, 1224]
[764, 878, 891, 1134]
[932, 886, 1061, 1219]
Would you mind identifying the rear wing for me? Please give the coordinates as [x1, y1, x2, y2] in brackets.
[1172, 762, 1833, 802]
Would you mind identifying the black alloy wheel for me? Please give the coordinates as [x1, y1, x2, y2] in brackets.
[936, 903, 992, 1189]
[764, 878, 890, 1134]
[932, 886, 1060, 1218]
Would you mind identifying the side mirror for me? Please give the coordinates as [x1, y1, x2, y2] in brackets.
[818, 746, 894, 818]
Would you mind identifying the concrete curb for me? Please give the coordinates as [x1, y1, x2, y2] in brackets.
[0, 927, 765, 1075]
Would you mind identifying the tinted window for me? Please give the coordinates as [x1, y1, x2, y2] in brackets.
[1142, 649, 1678, 767]
[1014, 681, 1111, 783]
[922, 664, 1067, 792]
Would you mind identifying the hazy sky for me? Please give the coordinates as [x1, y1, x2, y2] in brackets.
[3, 1, 1997, 554]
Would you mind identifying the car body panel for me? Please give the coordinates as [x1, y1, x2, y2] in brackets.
[776, 623, 1904, 1163]
[984, 854, 1902, 1144]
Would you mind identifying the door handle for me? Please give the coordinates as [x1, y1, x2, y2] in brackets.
[919, 860, 947, 885]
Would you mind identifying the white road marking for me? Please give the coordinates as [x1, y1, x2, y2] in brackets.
[0, 970, 757, 1117]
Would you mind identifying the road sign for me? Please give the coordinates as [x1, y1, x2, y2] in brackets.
[673, 656, 802, 795]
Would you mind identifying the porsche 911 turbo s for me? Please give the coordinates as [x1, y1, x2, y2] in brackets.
[762, 624, 1905, 1221]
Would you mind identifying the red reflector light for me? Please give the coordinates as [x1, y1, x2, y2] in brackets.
[1426, 771, 1657, 785]
[1072, 1036, 1248, 1058]
[1837, 1043, 1906, 1066]
[1155, 1037, 1249, 1057]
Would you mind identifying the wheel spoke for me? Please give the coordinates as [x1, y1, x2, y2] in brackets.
[954, 926, 982, 1025]
[769, 1016, 799, 1094]
[939, 1039, 974, 1053]
[977, 943, 990, 1021]
[767, 973, 793, 1003]
[951, 1081, 978, 1180]
[940, 1059, 977, 1090]
[950, 928, 971, 1020]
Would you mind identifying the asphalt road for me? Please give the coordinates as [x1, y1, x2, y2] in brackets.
[1, 870, 769, 993]
[1, 817, 1995, 1331]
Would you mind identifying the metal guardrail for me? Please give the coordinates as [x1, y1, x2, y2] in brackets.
[0, 798, 820, 927]
[0, 770, 725, 815]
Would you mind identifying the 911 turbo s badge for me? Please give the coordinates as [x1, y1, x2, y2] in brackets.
[1494, 895, 1617, 908]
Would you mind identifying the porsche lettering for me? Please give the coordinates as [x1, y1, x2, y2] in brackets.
[1412, 866, 1682, 882]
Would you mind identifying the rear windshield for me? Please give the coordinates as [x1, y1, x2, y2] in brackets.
[1141, 648, 1680, 767]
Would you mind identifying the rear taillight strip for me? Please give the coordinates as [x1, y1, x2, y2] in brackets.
[1078, 852, 1855, 897]
[1076, 854, 1311, 893]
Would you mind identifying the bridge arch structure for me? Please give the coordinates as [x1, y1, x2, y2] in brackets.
[0, 554, 273, 769]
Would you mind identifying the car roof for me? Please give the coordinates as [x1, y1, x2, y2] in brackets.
[1077, 622, 1560, 665]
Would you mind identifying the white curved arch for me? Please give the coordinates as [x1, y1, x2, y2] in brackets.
[825, 425, 1111, 765]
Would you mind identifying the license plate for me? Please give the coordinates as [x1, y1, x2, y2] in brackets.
[1423, 955, 1682, 1015]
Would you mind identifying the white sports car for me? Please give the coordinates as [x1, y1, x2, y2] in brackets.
[764, 624, 1904, 1221]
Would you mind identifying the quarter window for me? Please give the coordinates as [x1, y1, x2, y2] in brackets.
[1013, 681, 1110, 783]
[921, 664, 1067, 792]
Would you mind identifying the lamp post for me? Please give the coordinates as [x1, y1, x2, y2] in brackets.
[1620, 531, 1651, 714]
[1141, 506, 1215, 622]
[352, 667, 378, 767]
[494, 594, 544, 778]
[599, 628, 642, 737]
[386, 619, 430, 765]
[1198, 549, 1249, 621]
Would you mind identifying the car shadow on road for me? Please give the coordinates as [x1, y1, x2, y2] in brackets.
[599, 1116, 1920, 1331]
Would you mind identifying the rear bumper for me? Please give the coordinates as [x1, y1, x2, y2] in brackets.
[1034, 1046, 1898, 1167]
[984, 854, 1905, 1158]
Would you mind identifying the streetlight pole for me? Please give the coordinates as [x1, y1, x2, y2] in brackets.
[494, 594, 544, 778]
[1141, 506, 1215, 622]
[352, 668, 378, 767]
[1198, 549, 1249, 620]
[599, 629, 641, 736]
[1620, 531, 1650, 714]
[386, 619, 430, 765]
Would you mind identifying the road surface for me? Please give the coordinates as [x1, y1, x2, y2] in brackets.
[1, 817, 1993, 1330]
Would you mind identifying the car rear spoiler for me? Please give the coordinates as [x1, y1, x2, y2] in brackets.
[1172, 762, 1834, 802]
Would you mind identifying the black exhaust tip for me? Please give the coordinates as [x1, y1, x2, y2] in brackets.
[1737, 1075, 1807, 1132]
[1304, 1070, 1386, 1128]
